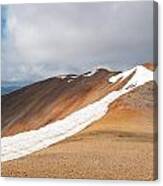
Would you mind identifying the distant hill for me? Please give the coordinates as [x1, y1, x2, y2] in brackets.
[1, 85, 21, 95]
[1, 81, 31, 95]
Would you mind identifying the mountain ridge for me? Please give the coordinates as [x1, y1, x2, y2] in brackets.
[1, 64, 155, 162]
[1, 63, 157, 180]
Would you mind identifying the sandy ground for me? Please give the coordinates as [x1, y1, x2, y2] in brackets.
[1, 108, 157, 180]
[1, 80, 157, 180]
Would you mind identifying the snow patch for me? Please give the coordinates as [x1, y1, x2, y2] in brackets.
[1, 65, 153, 162]
[57, 75, 67, 80]
[109, 67, 135, 83]
[83, 69, 97, 77]
[69, 75, 78, 78]
[67, 79, 73, 83]
[96, 66, 113, 72]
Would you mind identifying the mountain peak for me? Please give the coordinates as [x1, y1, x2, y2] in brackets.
[143, 62, 156, 71]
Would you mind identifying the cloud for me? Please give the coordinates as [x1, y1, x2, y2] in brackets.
[1, 2, 153, 83]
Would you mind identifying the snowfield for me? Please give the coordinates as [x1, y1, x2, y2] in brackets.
[1, 65, 153, 162]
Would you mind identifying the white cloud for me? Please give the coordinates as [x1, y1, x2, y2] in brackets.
[2, 2, 153, 83]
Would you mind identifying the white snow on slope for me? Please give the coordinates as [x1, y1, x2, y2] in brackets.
[57, 75, 67, 79]
[109, 67, 136, 83]
[83, 69, 97, 77]
[67, 79, 73, 83]
[83, 66, 113, 77]
[1, 65, 153, 162]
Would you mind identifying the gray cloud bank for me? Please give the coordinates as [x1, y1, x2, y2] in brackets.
[2, 2, 153, 83]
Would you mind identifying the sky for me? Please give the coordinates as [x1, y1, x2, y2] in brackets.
[1, 1, 153, 84]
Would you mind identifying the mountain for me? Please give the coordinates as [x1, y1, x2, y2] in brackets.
[1, 64, 157, 180]
[2, 68, 118, 136]
[143, 62, 157, 71]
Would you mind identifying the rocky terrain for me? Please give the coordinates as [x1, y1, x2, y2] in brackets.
[1, 63, 157, 180]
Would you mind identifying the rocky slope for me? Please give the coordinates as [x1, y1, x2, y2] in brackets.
[1, 63, 157, 180]
[2, 69, 118, 136]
